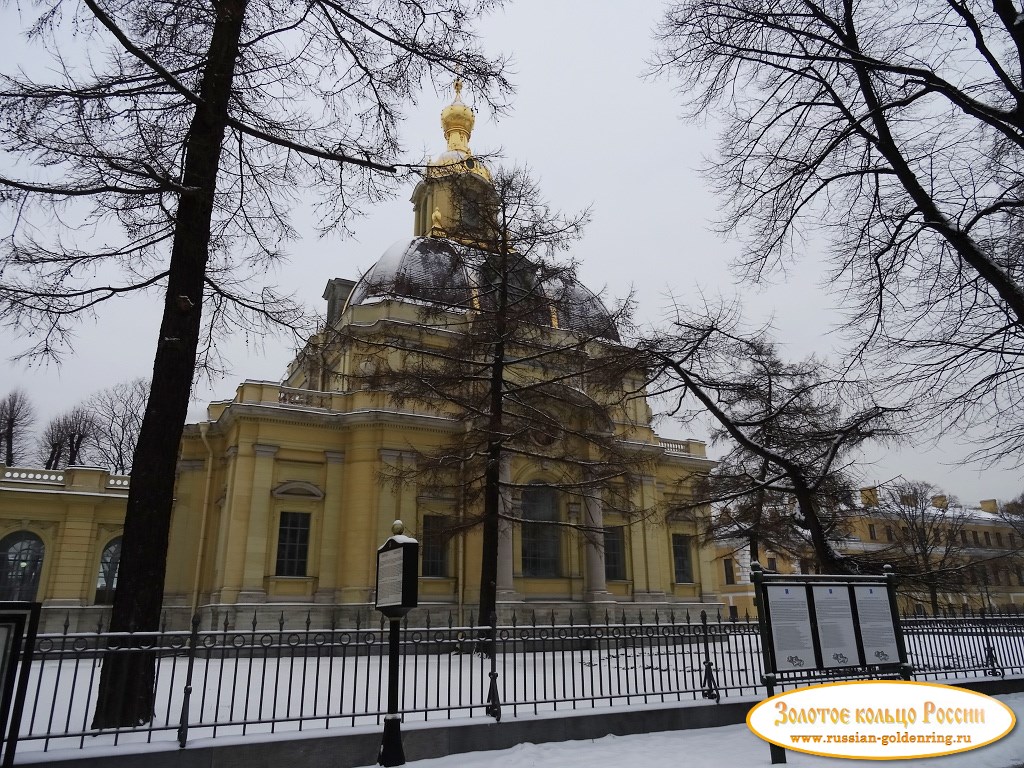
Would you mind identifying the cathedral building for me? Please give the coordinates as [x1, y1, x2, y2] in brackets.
[0, 87, 719, 631]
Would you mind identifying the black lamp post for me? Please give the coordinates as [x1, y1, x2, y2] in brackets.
[375, 520, 419, 767]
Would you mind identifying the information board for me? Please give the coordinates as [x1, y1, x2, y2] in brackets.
[854, 585, 901, 665]
[812, 585, 859, 668]
[766, 584, 814, 670]
[376, 549, 405, 609]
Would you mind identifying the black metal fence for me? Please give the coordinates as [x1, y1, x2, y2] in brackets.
[13, 607, 1024, 757]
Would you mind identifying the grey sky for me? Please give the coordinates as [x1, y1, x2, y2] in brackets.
[0, 0, 1018, 505]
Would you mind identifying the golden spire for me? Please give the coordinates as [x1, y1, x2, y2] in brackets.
[426, 79, 491, 182]
[440, 78, 475, 153]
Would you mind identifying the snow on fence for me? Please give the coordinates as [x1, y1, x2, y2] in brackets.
[14, 607, 1024, 756]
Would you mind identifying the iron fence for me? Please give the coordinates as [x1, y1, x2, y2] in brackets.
[13, 606, 1024, 757]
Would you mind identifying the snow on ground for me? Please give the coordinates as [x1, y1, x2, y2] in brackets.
[352, 693, 1024, 768]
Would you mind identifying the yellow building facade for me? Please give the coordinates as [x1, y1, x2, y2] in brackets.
[709, 491, 1024, 619]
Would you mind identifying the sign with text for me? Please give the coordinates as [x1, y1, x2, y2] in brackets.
[854, 585, 901, 666]
[812, 585, 860, 669]
[375, 533, 419, 619]
[766, 585, 814, 670]
[755, 570, 907, 677]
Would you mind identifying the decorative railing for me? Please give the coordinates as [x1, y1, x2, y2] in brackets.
[13, 607, 1024, 757]
[659, 438, 693, 456]
[1, 468, 65, 484]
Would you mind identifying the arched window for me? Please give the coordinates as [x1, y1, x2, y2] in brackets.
[521, 485, 561, 577]
[95, 537, 122, 605]
[0, 531, 44, 602]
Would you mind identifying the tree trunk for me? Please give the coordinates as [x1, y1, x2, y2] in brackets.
[91, 0, 247, 728]
[476, 245, 510, 650]
[793, 480, 851, 575]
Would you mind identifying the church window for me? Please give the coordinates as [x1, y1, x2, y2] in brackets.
[95, 537, 122, 605]
[723, 557, 735, 585]
[0, 531, 44, 601]
[672, 534, 693, 583]
[421, 515, 447, 577]
[521, 485, 561, 577]
[604, 527, 626, 581]
[275, 512, 311, 577]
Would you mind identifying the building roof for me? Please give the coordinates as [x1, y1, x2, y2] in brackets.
[345, 236, 621, 342]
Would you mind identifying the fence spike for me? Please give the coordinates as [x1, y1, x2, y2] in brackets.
[278, 612, 285, 631]
[63, 613, 70, 634]
[531, 610, 537, 627]
[224, 612, 231, 633]
[511, 611, 517, 628]
[448, 611, 454, 629]
[569, 609, 574, 627]
[252, 610, 258, 631]
[685, 609, 691, 624]
[654, 609, 660, 625]
[306, 610, 312, 631]
[669, 609, 676, 625]
[550, 609, 556, 627]
[425, 610, 431, 631]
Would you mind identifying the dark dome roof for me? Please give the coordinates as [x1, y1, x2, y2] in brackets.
[347, 237, 620, 342]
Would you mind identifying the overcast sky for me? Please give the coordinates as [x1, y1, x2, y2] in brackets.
[0, 0, 1018, 505]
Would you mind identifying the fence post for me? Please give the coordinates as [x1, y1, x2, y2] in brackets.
[980, 608, 1003, 677]
[699, 610, 720, 703]
[485, 609, 501, 721]
[176, 613, 201, 749]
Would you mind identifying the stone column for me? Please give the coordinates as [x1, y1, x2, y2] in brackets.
[318, 450, 344, 603]
[495, 456, 519, 602]
[239, 443, 278, 602]
[583, 490, 613, 603]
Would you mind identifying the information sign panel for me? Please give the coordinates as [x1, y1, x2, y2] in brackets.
[812, 585, 859, 668]
[766, 584, 814, 670]
[376, 549, 404, 609]
[854, 585, 900, 665]
[374, 527, 419, 619]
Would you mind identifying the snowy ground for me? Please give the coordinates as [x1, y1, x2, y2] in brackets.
[351, 693, 1024, 768]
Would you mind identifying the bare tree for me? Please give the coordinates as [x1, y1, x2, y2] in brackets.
[638, 309, 899, 573]
[0, 389, 35, 466]
[0, 0, 507, 727]
[87, 378, 149, 474]
[653, 0, 1024, 465]
[691, 341, 860, 567]
[36, 406, 98, 469]
[316, 165, 650, 630]
[870, 481, 972, 614]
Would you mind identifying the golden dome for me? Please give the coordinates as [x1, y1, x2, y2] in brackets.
[428, 79, 491, 182]
[441, 80, 474, 152]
